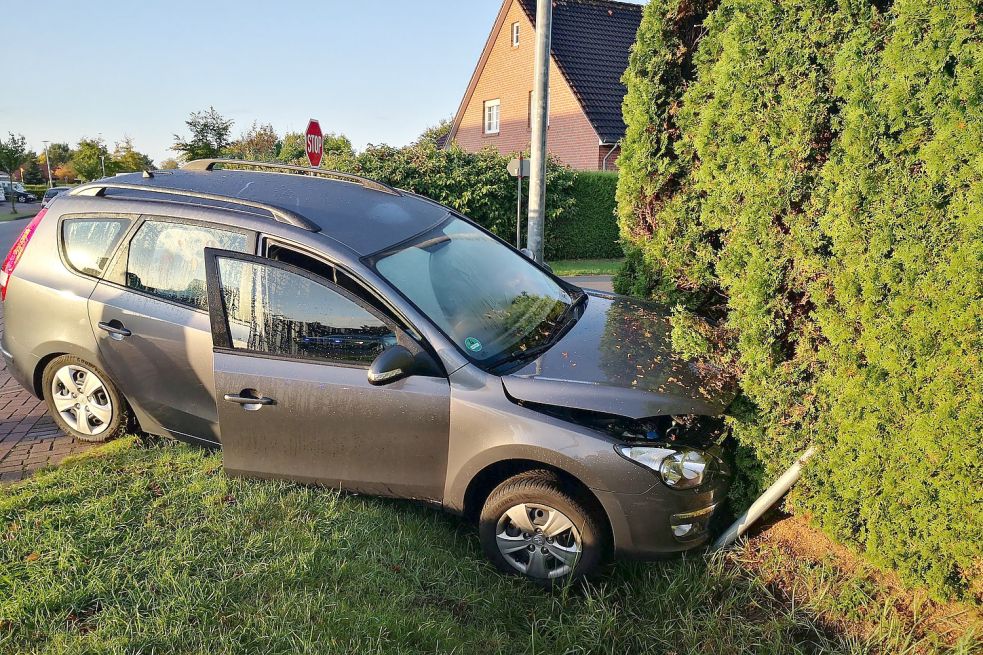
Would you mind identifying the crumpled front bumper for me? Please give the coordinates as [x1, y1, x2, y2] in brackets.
[592, 473, 729, 558]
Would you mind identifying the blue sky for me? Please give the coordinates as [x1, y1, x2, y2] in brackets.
[2, 1, 523, 164]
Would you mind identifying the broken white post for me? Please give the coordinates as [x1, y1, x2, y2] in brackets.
[712, 446, 818, 550]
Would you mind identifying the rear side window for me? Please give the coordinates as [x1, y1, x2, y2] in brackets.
[126, 221, 248, 310]
[215, 257, 396, 365]
[61, 218, 130, 277]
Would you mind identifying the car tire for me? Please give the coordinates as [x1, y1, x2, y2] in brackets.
[479, 472, 606, 587]
[42, 355, 131, 443]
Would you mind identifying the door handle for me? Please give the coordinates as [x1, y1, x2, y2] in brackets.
[224, 392, 275, 411]
[98, 321, 132, 341]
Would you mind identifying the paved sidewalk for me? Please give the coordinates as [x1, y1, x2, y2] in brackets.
[0, 308, 97, 484]
[563, 275, 614, 293]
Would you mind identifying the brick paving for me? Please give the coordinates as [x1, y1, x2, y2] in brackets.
[0, 307, 97, 484]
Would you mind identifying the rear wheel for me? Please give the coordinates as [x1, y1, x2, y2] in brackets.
[42, 355, 130, 443]
[479, 472, 605, 586]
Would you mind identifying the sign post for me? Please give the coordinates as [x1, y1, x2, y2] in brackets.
[305, 119, 323, 168]
[508, 155, 530, 248]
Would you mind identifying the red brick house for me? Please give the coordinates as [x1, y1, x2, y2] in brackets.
[445, 0, 643, 171]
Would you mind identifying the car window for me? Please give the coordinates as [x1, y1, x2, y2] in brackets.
[126, 221, 248, 310]
[374, 217, 571, 364]
[215, 257, 396, 365]
[266, 242, 406, 328]
[61, 218, 130, 277]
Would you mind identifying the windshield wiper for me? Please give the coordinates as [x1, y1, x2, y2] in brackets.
[488, 341, 556, 370]
[489, 292, 588, 371]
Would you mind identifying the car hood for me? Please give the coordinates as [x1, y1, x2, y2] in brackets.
[502, 292, 737, 419]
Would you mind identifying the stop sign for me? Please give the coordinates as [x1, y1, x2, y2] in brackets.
[305, 119, 323, 168]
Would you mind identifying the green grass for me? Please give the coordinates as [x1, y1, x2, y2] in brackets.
[1, 438, 977, 655]
[0, 206, 39, 222]
[549, 258, 624, 277]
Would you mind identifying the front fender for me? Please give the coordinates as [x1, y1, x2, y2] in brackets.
[443, 367, 658, 512]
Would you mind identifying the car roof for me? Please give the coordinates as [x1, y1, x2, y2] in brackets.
[97, 168, 451, 256]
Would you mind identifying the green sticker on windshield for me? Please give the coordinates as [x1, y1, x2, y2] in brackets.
[464, 337, 483, 353]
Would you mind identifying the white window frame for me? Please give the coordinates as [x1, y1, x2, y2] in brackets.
[511, 22, 520, 47]
[484, 99, 501, 135]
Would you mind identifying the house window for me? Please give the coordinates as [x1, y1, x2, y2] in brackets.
[484, 99, 501, 135]
[511, 22, 520, 47]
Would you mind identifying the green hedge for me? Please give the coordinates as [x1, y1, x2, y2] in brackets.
[551, 171, 622, 260]
[337, 142, 619, 261]
[617, 0, 982, 602]
[23, 184, 49, 199]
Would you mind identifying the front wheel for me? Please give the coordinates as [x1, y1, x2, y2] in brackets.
[479, 472, 606, 586]
[42, 355, 130, 443]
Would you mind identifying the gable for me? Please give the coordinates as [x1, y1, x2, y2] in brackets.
[517, 0, 642, 143]
[447, 0, 602, 148]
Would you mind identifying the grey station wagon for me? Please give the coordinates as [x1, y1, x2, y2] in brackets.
[0, 160, 735, 584]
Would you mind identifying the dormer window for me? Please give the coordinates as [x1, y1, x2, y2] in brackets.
[511, 22, 520, 47]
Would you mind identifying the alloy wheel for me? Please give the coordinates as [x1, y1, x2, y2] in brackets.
[495, 502, 582, 579]
[50, 364, 113, 437]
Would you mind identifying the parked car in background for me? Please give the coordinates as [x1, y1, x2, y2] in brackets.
[0, 181, 37, 203]
[40, 186, 70, 208]
[0, 160, 735, 585]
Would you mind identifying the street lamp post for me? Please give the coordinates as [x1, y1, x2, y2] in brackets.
[526, 0, 552, 264]
[100, 155, 106, 178]
[42, 141, 52, 188]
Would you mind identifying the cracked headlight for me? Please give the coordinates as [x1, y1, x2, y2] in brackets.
[616, 445, 710, 490]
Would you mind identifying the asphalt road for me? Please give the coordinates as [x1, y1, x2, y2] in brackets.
[0, 202, 41, 247]
[563, 275, 614, 293]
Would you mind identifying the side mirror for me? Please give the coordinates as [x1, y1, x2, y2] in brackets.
[367, 345, 417, 386]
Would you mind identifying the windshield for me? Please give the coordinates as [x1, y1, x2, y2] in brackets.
[374, 217, 576, 366]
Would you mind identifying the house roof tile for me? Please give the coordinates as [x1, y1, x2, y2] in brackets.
[518, 0, 642, 143]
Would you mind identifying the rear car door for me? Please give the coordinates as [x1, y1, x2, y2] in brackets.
[87, 217, 255, 444]
[204, 249, 451, 500]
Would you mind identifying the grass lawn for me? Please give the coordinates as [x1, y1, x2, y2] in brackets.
[549, 258, 623, 277]
[0, 206, 40, 222]
[1, 438, 978, 654]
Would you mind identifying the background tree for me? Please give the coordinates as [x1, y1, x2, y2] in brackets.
[276, 132, 307, 165]
[321, 133, 355, 169]
[21, 155, 44, 184]
[276, 130, 354, 167]
[172, 107, 234, 161]
[38, 142, 71, 170]
[111, 137, 154, 172]
[415, 118, 453, 147]
[226, 122, 280, 161]
[53, 162, 77, 183]
[0, 133, 30, 213]
[72, 138, 113, 181]
[158, 158, 181, 170]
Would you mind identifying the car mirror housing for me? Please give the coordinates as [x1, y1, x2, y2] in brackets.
[367, 345, 417, 386]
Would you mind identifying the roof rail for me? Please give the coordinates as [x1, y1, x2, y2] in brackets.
[182, 159, 402, 196]
[69, 182, 321, 232]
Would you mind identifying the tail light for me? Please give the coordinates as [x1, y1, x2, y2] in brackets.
[0, 208, 47, 301]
